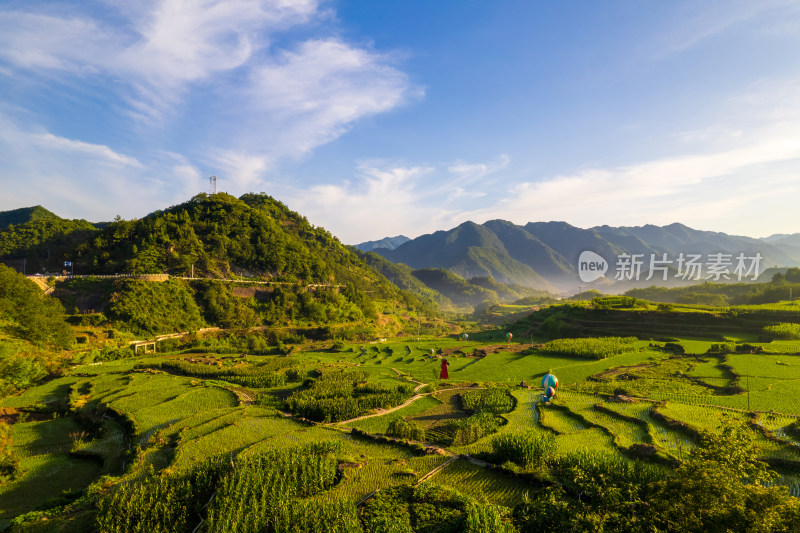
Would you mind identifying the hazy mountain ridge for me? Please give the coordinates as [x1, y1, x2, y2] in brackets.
[353, 235, 410, 252]
[365, 220, 800, 292]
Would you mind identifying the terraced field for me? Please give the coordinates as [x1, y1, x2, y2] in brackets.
[4, 323, 800, 529]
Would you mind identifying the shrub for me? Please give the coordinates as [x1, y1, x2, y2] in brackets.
[492, 430, 556, 468]
[763, 322, 800, 340]
[387, 418, 426, 441]
[541, 337, 637, 360]
[449, 412, 502, 446]
[461, 389, 514, 414]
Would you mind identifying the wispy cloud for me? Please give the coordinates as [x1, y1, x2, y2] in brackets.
[0, 0, 419, 211]
[0, 1, 321, 121]
[31, 133, 142, 167]
[447, 154, 509, 183]
[246, 38, 417, 157]
[649, 0, 793, 56]
[0, 113, 193, 219]
[282, 156, 509, 243]
[285, 113, 800, 243]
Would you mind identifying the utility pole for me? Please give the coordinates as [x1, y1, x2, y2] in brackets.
[22, 258, 26, 276]
[191, 264, 194, 279]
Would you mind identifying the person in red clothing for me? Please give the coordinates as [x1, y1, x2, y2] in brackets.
[440, 358, 449, 379]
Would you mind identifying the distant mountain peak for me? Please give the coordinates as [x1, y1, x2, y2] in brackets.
[353, 235, 410, 252]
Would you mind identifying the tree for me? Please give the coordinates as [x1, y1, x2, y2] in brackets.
[0, 264, 73, 348]
[642, 426, 800, 532]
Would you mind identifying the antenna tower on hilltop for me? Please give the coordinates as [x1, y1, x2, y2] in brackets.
[209, 175, 217, 194]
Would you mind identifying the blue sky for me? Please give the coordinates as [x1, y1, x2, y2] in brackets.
[1, 0, 799, 243]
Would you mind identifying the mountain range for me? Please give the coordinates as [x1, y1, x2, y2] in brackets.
[5, 199, 800, 301]
[360, 221, 800, 293]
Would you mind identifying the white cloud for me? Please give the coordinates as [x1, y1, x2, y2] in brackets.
[0, 1, 419, 203]
[283, 162, 449, 243]
[282, 156, 512, 243]
[284, 118, 800, 243]
[210, 151, 273, 189]
[246, 38, 417, 157]
[0, 0, 404, 128]
[447, 153, 509, 182]
[31, 133, 142, 167]
[0, 113, 194, 220]
[466, 132, 800, 235]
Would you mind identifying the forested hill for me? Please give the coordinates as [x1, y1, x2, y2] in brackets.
[0, 207, 98, 273]
[0, 194, 429, 311]
[0, 205, 60, 229]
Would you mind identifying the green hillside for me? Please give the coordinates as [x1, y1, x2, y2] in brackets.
[0, 206, 60, 229]
[355, 250, 450, 308]
[0, 194, 440, 340]
[408, 268, 541, 308]
[625, 269, 800, 306]
[0, 218, 98, 274]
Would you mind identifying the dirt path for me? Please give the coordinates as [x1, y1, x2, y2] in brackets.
[332, 382, 485, 427]
[332, 393, 427, 426]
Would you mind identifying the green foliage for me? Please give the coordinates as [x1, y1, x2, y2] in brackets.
[491, 430, 556, 469]
[641, 427, 800, 532]
[464, 502, 517, 533]
[142, 357, 298, 388]
[106, 279, 204, 336]
[535, 312, 578, 339]
[0, 215, 97, 273]
[0, 206, 60, 230]
[449, 412, 503, 446]
[61, 193, 422, 316]
[286, 371, 412, 423]
[467, 276, 548, 305]
[386, 417, 426, 441]
[762, 322, 800, 340]
[363, 484, 474, 533]
[677, 292, 730, 306]
[191, 280, 259, 328]
[363, 483, 514, 533]
[96, 455, 229, 532]
[361, 486, 414, 533]
[460, 389, 514, 414]
[94, 443, 362, 533]
[205, 446, 357, 533]
[0, 422, 21, 485]
[626, 280, 800, 307]
[552, 450, 664, 506]
[592, 296, 645, 309]
[541, 337, 638, 360]
[0, 264, 73, 347]
[0, 353, 49, 390]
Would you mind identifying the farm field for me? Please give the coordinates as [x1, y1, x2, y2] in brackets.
[2, 302, 800, 531]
